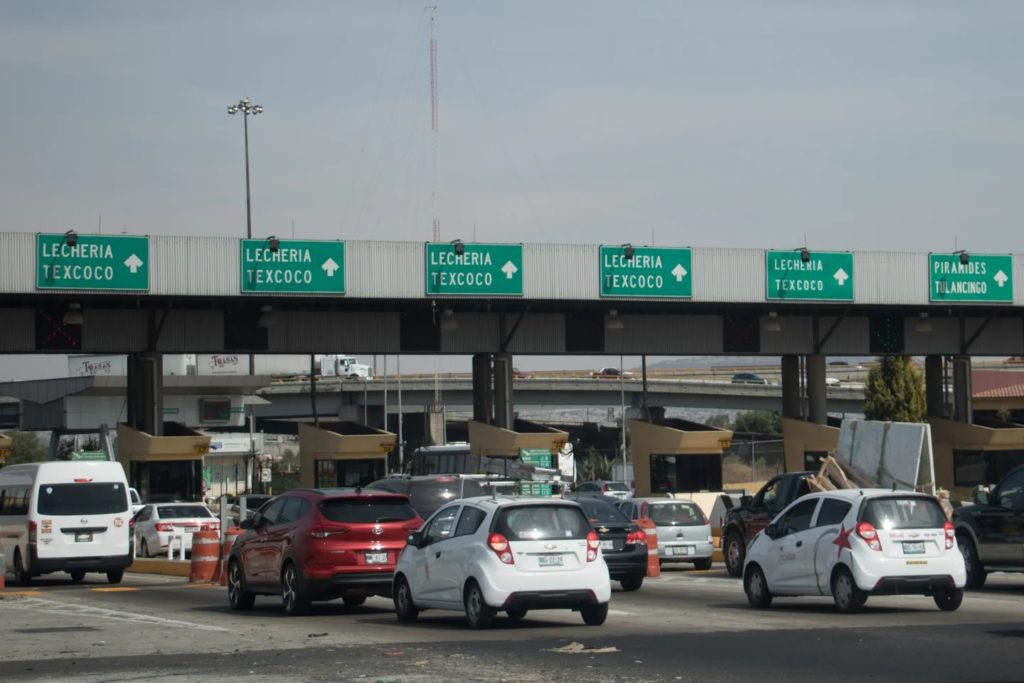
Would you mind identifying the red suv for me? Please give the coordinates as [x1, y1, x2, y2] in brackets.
[226, 489, 422, 615]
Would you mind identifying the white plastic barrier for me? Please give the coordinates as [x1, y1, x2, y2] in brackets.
[166, 533, 187, 560]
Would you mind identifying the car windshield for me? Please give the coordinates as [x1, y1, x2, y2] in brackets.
[319, 498, 418, 523]
[861, 496, 946, 530]
[575, 499, 631, 524]
[604, 482, 629, 492]
[494, 504, 590, 541]
[649, 501, 705, 527]
[159, 505, 213, 519]
[407, 479, 485, 517]
[37, 483, 128, 515]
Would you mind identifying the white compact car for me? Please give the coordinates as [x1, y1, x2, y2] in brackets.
[617, 497, 714, 569]
[392, 496, 612, 628]
[133, 503, 219, 558]
[743, 489, 966, 613]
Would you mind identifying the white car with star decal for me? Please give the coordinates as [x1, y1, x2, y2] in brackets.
[741, 489, 966, 613]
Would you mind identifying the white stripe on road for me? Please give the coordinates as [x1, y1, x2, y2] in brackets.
[0, 596, 229, 632]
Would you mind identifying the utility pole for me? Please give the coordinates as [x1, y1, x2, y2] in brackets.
[428, 5, 440, 242]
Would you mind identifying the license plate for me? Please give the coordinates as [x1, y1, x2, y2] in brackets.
[903, 541, 925, 555]
[671, 546, 693, 556]
[538, 554, 563, 567]
[365, 551, 388, 565]
[75, 532, 92, 543]
[599, 540, 613, 550]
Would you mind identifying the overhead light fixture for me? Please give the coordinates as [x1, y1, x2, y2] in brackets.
[763, 311, 781, 333]
[605, 309, 624, 331]
[798, 247, 810, 263]
[914, 312, 932, 333]
[451, 239, 465, 256]
[267, 235, 280, 253]
[64, 230, 78, 247]
[440, 308, 458, 331]
[955, 249, 969, 265]
[63, 303, 83, 326]
[256, 305, 272, 327]
[622, 243, 635, 260]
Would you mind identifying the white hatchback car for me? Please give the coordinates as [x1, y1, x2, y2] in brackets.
[392, 496, 612, 628]
[743, 489, 965, 613]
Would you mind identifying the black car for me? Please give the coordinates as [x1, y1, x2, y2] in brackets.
[953, 465, 1024, 588]
[564, 494, 648, 591]
[731, 372, 768, 385]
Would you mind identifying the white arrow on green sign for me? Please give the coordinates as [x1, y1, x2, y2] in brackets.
[425, 242, 523, 296]
[929, 253, 1013, 303]
[765, 250, 854, 301]
[240, 239, 346, 294]
[36, 233, 150, 291]
[599, 246, 692, 298]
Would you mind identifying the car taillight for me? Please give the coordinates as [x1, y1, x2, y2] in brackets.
[586, 530, 600, 562]
[155, 522, 175, 532]
[202, 522, 220, 532]
[28, 520, 37, 544]
[626, 530, 647, 546]
[307, 525, 349, 539]
[129, 518, 135, 530]
[944, 520, 955, 550]
[601, 483, 608, 492]
[488, 533, 514, 565]
[856, 521, 882, 551]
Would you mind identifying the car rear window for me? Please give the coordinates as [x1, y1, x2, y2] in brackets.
[494, 505, 591, 541]
[319, 498, 418, 523]
[37, 483, 128, 515]
[861, 496, 946, 530]
[159, 505, 213, 519]
[574, 499, 631, 524]
[604, 482, 629, 492]
[649, 501, 705, 526]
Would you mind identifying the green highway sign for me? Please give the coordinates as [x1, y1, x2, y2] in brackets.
[766, 250, 854, 301]
[929, 253, 1013, 302]
[241, 239, 345, 294]
[425, 242, 523, 296]
[600, 246, 692, 298]
[37, 233, 150, 291]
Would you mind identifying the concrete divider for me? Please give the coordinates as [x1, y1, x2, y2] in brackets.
[127, 558, 192, 577]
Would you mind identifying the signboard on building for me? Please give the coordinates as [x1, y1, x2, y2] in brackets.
[928, 253, 1013, 303]
[765, 250, 854, 301]
[425, 242, 523, 296]
[599, 246, 692, 298]
[240, 239, 346, 294]
[36, 233, 150, 291]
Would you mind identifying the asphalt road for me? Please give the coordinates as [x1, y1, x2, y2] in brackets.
[2, 565, 1023, 682]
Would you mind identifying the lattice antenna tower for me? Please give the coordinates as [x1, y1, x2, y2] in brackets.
[428, 5, 441, 242]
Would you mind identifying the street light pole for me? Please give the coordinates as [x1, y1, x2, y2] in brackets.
[227, 98, 263, 375]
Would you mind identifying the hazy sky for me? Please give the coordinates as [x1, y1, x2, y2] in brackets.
[2, 2, 1022, 380]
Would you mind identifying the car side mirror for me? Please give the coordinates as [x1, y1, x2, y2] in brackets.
[407, 531, 424, 548]
[765, 523, 779, 540]
[740, 495, 753, 507]
[239, 518, 254, 530]
[973, 487, 990, 506]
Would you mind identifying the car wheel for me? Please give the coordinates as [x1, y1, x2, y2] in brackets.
[393, 575, 419, 623]
[694, 558, 713, 571]
[227, 560, 256, 611]
[281, 562, 311, 616]
[106, 569, 124, 585]
[580, 602, 609, 626]
[69, 570, 86, 582]
[138, 539, 150, 558]
[831, 566, 867, 613]
[744, 564, 772, 608]
[13, 550, 31, 586]
[506, 606, 528, 620]
[724, 532, 745, 578]
[342, 595, 367, 608]
[463, 580, 495, 629]
[957, 535, 987, 589]
[933, 587, 964, 611]
[620, 575, 644, 592]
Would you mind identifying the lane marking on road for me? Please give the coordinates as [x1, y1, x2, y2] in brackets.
[179, 583, 220, 589]
[0, 596, 229, 632]
[608, 609, 635, 616]
[90, 587, 140, 593]
[1, 591, 45, 597]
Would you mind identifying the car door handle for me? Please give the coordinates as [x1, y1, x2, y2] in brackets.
[435, 551, 442, 558]
[796, 541, 803, 548]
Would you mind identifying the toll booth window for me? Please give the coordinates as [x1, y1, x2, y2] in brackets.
[650, 454, 723, 494]
[954, 450, 1024, 488]
[199, 398, 232, 423]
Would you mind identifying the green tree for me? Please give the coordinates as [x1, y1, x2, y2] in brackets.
[864, 356, 926, 422]
[6, 430, 47, 465]
[732, 410, 783, 435]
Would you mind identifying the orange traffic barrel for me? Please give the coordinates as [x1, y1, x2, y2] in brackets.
[189, 530, 221, 583]
[637, 518, 661, 578]
[218, 527, 245, 586]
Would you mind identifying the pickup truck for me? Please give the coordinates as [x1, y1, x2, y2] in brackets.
[721, 471, 815, 577]
[953, 464, 1024, 588]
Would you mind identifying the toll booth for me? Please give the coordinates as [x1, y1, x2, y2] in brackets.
[467, 419, 569, 478]
[117, 423, 211, 503]
[0, 433, 11, 467]
[630, 418, 734, 497]
[930, 417, 1024, 501]
[299, 422, 396, 489]
[783, 418, 841, 473]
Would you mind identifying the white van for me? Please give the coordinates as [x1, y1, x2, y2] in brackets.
[0, 461, 134, 585]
